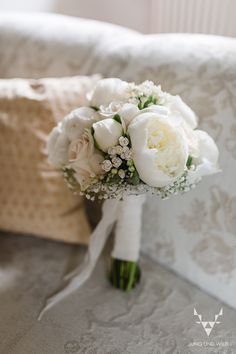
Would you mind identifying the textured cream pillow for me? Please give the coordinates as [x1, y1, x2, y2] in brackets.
[0, 75, 100, 244]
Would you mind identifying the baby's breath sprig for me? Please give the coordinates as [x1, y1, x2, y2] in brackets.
[80, 170, 201, 201]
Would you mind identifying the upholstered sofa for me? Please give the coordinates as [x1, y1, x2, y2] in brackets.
[0, 13, 236, 354]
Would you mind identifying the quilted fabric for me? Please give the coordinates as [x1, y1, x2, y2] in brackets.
[0, 75, 100, 244]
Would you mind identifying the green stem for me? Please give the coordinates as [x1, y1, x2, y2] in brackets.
[109, 258, 141, 291]
[126, 262, 136, 291]
[120, 261, 124, 290]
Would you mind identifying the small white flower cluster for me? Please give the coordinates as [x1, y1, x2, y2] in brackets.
[127, 80, 166, 107]
[101, 136, 135, 182]
[48, 78, 219, 202]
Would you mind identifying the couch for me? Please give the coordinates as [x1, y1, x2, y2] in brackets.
[0, 13, 236, 354]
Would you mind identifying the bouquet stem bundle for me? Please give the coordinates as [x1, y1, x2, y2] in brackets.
[110, 259, 141, 291]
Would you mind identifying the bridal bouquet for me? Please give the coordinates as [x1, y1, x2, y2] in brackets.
[39, 78, 219, 318]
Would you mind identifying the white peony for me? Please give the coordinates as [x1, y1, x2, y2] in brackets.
[62, 107, 98, 141]
[128, 111, 189, 187]
[47, 123, 70, 167]
[189, 130, 220, 180]
[93, 118, 123, 152]
[166, 95, 198, 129]
[89, 78, 129, 108]
[68, 130, 104, 189]
[142, 104, 199, 158]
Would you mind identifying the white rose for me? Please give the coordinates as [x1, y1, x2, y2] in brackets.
[93, 118, 123, 152]
[68, 130, 104, 188]
[62, 107, 98, 141]
[128, 112, 189, 187]
[166, 95, 198, 129]
[89, 78, 129, 108]
[47, 123, 70, 167]
[99, 101, 123, 118]
[189, 130, 220, 181]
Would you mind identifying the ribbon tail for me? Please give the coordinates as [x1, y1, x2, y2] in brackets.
[38, 199, 119, 321]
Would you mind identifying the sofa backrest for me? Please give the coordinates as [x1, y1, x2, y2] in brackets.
[0, 13, 139, 78]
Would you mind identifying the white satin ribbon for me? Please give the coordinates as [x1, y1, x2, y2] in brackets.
[112, 195, 146, 262]
[38, 195, 146, 320]
[38, 199, 119, 320]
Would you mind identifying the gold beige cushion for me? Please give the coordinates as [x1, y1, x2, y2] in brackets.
[0, 75, 100, 244]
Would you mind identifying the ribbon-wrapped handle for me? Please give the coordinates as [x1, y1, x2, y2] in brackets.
[112, 195, 146, 262]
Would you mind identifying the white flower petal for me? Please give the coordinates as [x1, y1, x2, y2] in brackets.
[68, 131, 104, 188]
[93, 118, 123, 152]
[47, 126, 70, 167]
[189, 130, 220, 180]
[141, 104, 169, 116]
[195, 130, 219, 165]
[167, 95, 198, 129]
[63, 107, 98, 141]
[89, 78, 129, 107]
[118, 103, 140, 128]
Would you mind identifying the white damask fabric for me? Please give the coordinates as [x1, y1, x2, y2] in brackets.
[0, 13, 236, 309]
[1, 232, 236, 354]
[0, 13, 139, 78]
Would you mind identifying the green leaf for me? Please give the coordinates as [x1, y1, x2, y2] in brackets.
[113, 114, 122, 124]
[138, 100, 143, 110]
[143, 95, 153, 108]
[152, 97, 157, 104]
[137, 96, 146, 110]
[94, 139, 101, 151]
[91, 126, 102, 150]
[138, 95, 158, 110]
[129, 169, 140, 185]
[186, 155, 193, 168]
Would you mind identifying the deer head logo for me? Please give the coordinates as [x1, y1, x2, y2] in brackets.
[194, 308, 223, 336]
